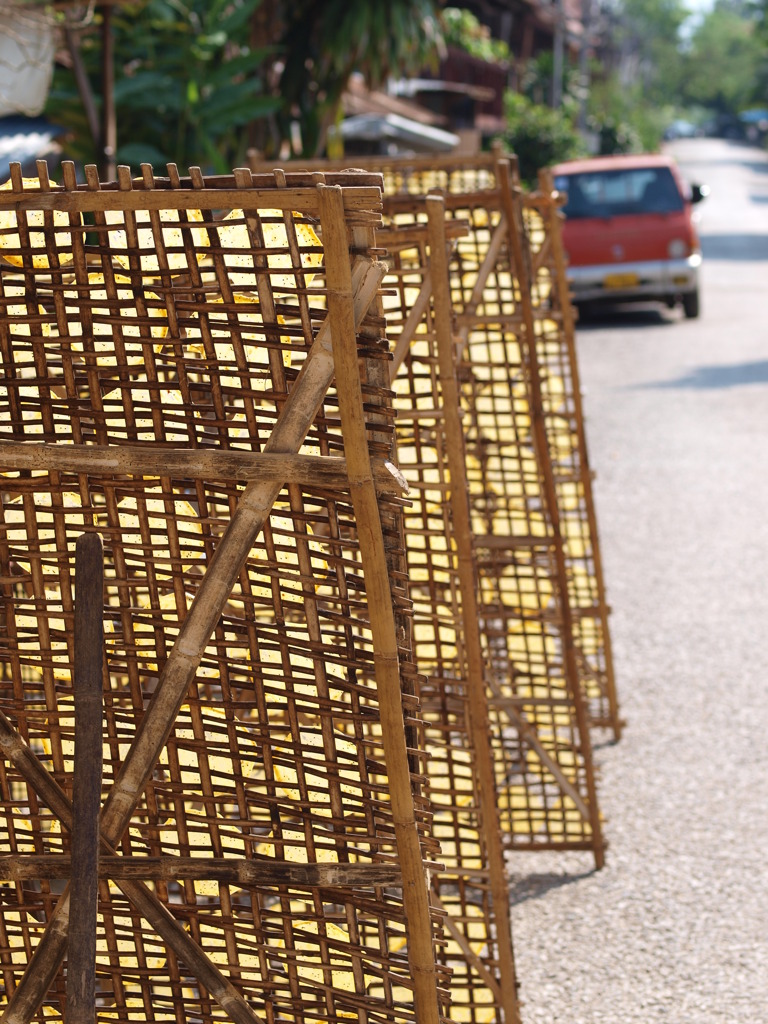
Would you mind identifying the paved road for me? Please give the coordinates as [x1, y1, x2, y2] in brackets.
[509, 137, 768, 1023]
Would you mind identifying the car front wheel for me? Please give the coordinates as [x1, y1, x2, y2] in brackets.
[682, 289, 700, 319]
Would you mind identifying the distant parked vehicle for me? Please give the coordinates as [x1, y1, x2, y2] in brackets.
[701, 113, 745, 140]
[738, 109, 768, 143]
[551, 153, 708, 319]
[663, 119, 700, 140]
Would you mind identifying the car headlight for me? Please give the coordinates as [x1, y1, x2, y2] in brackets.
[668, 238, 688, 258]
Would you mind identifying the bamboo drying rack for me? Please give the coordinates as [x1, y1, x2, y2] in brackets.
[249, 147, 621, 742]
[379, 198, 520, 1024]
[249, 151, 610, 864]
[0, 161, 449, 1023]
[522, 168, 622, 737]
[430, 158, 603, 861]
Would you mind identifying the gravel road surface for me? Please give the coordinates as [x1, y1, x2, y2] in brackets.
[508, 137, 768, 1023]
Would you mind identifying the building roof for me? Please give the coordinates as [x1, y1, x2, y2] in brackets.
[342, 74, 447, 126]
[340, 113, 459, 153]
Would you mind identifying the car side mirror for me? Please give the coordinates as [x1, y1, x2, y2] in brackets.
[691, 183, 709, 204]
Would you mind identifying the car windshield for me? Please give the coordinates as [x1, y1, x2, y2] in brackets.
[554, 167, 685, 218]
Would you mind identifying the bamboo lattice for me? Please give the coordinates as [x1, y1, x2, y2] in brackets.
[404, 160, 603, 860]
[264, 153, 607, 860]
[0, 162, 449, 1024]
[249, 149, 620, 741]
[379, 200, 520, 1024]
[522, 169, 621, 736]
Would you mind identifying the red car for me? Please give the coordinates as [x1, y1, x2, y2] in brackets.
[551, 153, 707, 318]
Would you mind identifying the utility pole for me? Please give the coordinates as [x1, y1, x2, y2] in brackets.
[578, 0, 593, 131]
[552, 0, 565, 107]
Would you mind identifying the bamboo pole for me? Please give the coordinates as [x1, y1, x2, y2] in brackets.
[0, 443, 408, 492]
[0, 175, 382, 216]
[0, 856, 402, 887]
[425, 195, 521, 1024]
[317, 184, 441, 1024]
[497, 158, 605, 868]
[67, 534, 104, 1024]
[429, 892, 502, 1000]
[99, 4, 117, 182]
[482, 685, 592, 819]
[536, 166, 622, 740]
[454, 217, 509, 356]
[388, 275, 432, 380]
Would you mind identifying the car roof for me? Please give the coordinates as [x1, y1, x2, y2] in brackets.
[551, 153, 677, 175]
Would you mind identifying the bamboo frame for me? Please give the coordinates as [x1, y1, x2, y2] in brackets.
[492, 158, 604, 864]
[0, 162, 446, 1023]
[379, 167, 604, 864]
[380, 198, 521, 1024]
[249, 152, 612, 865]
[525, 168, 622, 738]
[250, 149, 620, 740]
[248, 147, 503, 196]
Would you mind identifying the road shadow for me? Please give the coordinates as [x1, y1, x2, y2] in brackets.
[700, 233, 768, 260]
[507, 869, 596, 906]
[740, 159, 768, 176]
[638, 360, 768, 389]
[575, 305, 677, 331]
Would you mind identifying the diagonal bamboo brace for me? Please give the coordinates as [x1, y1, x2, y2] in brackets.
[388, 272, 432, 380]
[100, 255, 385, 845]
[0, 708, 269, 1024]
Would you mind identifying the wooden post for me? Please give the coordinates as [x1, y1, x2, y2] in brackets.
[318, 184, 442, 1024]
[67, 533, 104, 1024]
[63, 29, 100, 158]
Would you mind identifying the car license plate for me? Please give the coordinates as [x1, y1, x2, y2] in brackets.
[604, 272, 639, 289]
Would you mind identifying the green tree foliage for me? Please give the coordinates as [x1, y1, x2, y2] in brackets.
[48, 0, 279, 172]
[275, 0, 443, 157]
[577, 0, 693, 152]
[681, 0, 764, 113]
[587, 0, 768, 141]
[47, 0, 444, 169]
[499, 92, 584, 184]
[752, 0, 768, 99]
[611, 0, 689, 104]
[441, 7, 510, 63]
[521, 53, 569, 107]
[586, 73, 669, 153]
